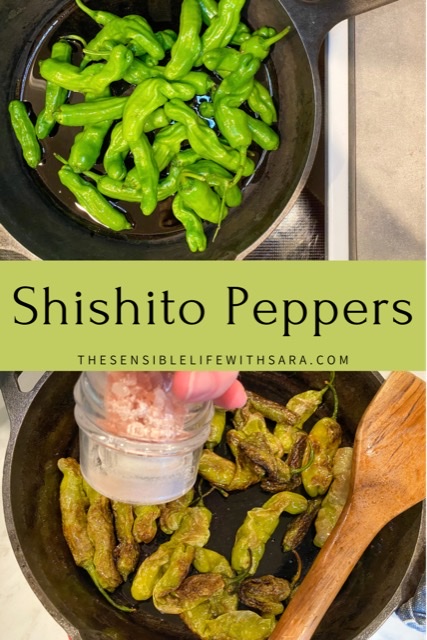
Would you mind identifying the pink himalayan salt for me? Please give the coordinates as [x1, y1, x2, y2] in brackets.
[102, 372, 187, 442]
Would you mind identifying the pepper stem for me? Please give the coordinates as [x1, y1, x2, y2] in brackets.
[291, 439, 314, 474]
[84, 563, 136, 612]
[265, 25, 291, 47]
[61, 34, 88, 47]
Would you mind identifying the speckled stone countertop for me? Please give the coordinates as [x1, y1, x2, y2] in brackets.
[351, 0, 425, 259]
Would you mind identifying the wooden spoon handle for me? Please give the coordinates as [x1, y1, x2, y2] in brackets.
[270, 500, 379, 640]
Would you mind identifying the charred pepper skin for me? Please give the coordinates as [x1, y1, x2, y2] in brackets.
[231, 491, 307, 575]
[8, 101, 41, 168]
[164, 0, 202, 80]
[57, 458, 134, 612]
[35, 41, 72, 139]
[302, 417, 342, 497]
[111, 501, 140, 581]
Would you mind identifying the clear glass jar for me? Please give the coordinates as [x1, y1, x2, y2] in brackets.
[74, 372, 213, 504]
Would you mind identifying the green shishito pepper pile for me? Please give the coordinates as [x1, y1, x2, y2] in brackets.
[8, 0, 289, 252]
[58, 375, 354, 640]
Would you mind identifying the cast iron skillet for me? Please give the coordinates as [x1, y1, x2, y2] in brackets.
[0, 0, 397, 260]
[1, 371, 425, 640]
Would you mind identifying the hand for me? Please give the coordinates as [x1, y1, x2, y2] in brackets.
[172, 371, 247, 410]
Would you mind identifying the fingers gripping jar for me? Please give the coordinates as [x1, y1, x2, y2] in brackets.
[74, 372, 213, 504]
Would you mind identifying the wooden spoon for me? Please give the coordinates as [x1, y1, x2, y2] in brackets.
[270, 370, 426, 640]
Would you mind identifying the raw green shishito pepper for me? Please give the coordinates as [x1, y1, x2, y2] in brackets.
[36, 40, 72, 139]
[8, 100, 41, 168]
[58, 165, 132, 231]
[164, 0, 202, 80]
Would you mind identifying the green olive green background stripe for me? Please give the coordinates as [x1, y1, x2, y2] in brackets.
[0, 261, 424, 371]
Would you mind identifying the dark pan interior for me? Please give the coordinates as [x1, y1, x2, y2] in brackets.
[5, 371, 423, 640]
[0, 0, 316, 260]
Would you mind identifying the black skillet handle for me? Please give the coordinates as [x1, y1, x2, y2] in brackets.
[0, 371, 49, 435]
[283, 0, 399, 57]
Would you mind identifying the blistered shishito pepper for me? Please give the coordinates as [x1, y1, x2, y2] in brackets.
[164, 98, 254, 176]
[172, 193, 207, 253]
[246, 391, 298, 426]
[58, 165, 132, 231]
[55, 97, 128, 126]
[57, 458, 134, 612]
[240, 26, 291, 60]
[132, 504, 161, 543]
[282, 497, 323, 552]
[231, 491, 307, 575]
[301, 416, 342, 497]
[35, 41, 72, 139]
[233, 403, 284, 457]
[237, 431, 291, 486]
[131, 541, 174, 600]
[205, 407, 227, 449]
[8, 100, 41, 168]
[152, 543, 196, 613]
[131, 504, 212, 600]
[82, 480, 123, 591]
[272, 382, 330, 452]
[111, 501, 140, 581]
[203, 610, 276, 639]
[202, 0, 246, 52]
[164, 572, 226, 614]
[164, 0, 202, 80]
[130, 132, 159, 215]
[181, 582, 238, 638]
[103, 122, 129, 181]
[153, 123, 187, 172]
[313, 447, 353, 547]
[159, 488, 195, 534]
[193, 547, 234, 577]
[179, 176, 226, 223]
[239, 575, 291, 616]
